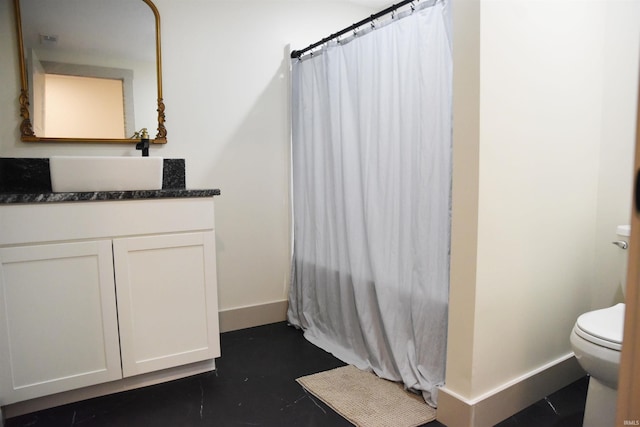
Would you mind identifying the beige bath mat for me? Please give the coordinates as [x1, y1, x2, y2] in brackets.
[296, 365, 437, 427]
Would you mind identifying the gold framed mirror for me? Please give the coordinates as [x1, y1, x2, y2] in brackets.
[14, 0, 166, 144]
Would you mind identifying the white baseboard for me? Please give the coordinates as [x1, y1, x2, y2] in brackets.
[437, 353, 586, 427]
[218, 300, 289, 332]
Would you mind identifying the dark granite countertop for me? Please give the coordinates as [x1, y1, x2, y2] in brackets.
[0, 188, 221, 204]
[0, 157, 221, 204]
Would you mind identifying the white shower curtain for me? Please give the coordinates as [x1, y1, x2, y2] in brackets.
[288, 0, 452, 407]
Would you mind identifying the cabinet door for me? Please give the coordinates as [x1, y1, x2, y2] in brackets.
[0, 240, 122, 404]
[113, 232, 220, 377]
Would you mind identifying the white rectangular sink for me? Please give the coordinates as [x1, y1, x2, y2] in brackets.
[50, 156, 164, 192]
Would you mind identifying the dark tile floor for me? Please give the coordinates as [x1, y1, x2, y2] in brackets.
[5, 322, 587, 426]
[493, 377, 588, 427]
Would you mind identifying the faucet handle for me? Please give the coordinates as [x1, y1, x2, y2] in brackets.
[130, 128, 149, 139]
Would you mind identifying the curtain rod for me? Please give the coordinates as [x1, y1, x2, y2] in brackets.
[290, 0, 417, 59]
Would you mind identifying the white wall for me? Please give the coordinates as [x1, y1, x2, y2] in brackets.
[474, 0, 604, 396]
[0, 0, 21, 148]
[443, 0, 640, 424]
[594, 1, 640, 307]
[0, 1, 377, 314]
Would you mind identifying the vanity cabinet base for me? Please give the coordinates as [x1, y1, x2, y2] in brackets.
[0, 198, 220, 413]
[2, 359, 215, 419]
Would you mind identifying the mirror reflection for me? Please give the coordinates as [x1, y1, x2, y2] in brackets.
[15, 0, 166, 143]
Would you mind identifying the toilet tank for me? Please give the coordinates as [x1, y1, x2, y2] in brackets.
[616, 225, 630, 298]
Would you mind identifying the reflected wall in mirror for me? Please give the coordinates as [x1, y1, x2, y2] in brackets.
[14, 0, 167, 144]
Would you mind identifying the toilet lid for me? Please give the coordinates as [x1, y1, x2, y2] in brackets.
[575, 303, 625, 351]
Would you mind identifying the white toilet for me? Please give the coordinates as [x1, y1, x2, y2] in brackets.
[570, 225, 629, 427]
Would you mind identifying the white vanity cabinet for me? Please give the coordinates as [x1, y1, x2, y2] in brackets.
[0, 198, 220, 406]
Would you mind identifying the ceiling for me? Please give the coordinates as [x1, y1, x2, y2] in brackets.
[345, 0, 397, 8]
[18, 0, 398, 64]
[19, 0, 156, 62]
